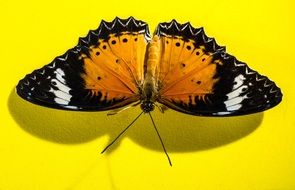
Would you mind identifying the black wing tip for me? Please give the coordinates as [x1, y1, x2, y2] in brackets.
[78, 16, 150, 47]
[15, 76, 53, 110]
[15, 87, 78, 111]
[16, 74, 84, 112]
[161, 91, 283, 117]
[156, 19, 224, 53]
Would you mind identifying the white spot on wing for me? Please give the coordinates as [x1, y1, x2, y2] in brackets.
[54, 97, 69, 105]
[24, 81, 29, 85]
[48, 62, 56, 69]
[226, 104, 242, 111]
[50, 68, 72, 105]
[54, 68, 66, 83]
[51, 79, 71, 93]
[56, 68, 65, 76]
[227, 85, 247, 99]
[224, 74, 248, 112]
[213, 111, 230, 116]
[233, 74, 246, 89]
[64, 105, 78, 109]
[245, 67, 255, 75]
[225, 96, 244, 107]
[50, 88, 71, 101]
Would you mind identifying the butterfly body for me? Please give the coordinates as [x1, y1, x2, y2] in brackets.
[140, 36, 161, 112]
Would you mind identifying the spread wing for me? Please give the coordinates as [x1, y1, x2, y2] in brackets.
[155, 20, 282, 116]
[16, 17, 151, 111]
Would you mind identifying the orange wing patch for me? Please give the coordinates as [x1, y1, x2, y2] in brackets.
[106, 32, 147, 85]
[157, 35, 220, 105]
[80, 32, 148, 101]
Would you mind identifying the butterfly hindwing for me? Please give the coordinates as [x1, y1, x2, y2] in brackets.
[156, 20, 282, 116]
[16, 17, 150, 111]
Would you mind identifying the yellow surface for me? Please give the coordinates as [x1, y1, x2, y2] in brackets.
[0, 0, 294, 189]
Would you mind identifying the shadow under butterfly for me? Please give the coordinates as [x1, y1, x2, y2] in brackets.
[9, 89, 262, 150]
[13, 17, 282, 166]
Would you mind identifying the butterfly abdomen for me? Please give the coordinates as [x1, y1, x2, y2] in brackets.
[142, 36, 161, 102]
[146, 36, 161, 76]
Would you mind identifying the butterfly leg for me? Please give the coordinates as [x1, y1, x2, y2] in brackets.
[107, 101, 141, 116]
[155, 104, 169, 113]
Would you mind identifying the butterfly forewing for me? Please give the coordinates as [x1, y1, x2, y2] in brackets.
[16, 17, 150, 111]
[156, 20, 282, 116]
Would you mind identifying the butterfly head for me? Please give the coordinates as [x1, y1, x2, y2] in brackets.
[140, 101, 155, 113]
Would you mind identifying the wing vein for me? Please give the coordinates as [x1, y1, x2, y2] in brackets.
[160, 55, 215, 94]
[89, 50, 136, 94]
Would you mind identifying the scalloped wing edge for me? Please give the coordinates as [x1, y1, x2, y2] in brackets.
[155, 19, 226, 53]
[78, 16, 151, 47]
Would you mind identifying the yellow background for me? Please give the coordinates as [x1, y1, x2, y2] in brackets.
[0, 0, 294, 189]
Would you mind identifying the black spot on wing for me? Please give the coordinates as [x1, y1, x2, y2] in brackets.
[78, 16, 151, 47]
[155, 20, 226, 53]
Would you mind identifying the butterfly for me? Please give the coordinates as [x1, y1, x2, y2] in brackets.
[16, 17, 282, 166]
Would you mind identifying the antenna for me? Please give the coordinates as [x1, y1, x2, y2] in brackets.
[148, 112, 172, 166]
[101, 111, 144, 154]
